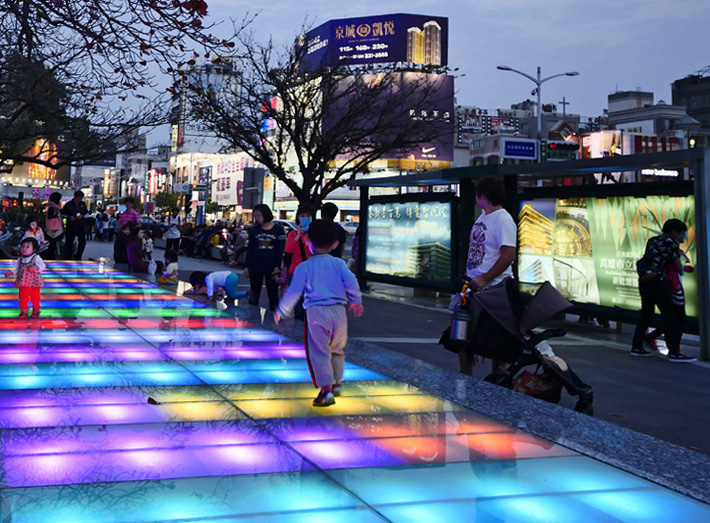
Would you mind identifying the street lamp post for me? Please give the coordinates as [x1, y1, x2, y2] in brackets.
[497, 65, 579, 139]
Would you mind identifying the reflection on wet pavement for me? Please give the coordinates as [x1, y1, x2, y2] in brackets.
[1, 261, 708, 521]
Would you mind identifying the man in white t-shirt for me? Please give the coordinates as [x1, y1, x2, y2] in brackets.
[163, 207, 182, 252]
[461, 176, 517, 376]
[466, 177, 517, 291]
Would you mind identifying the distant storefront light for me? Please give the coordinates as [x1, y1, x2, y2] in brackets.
[641, 168, 679, 177]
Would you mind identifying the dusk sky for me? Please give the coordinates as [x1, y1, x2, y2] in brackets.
[204, 0, 709, 118]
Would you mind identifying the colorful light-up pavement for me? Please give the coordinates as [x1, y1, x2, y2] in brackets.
[0, 262, 708, 522]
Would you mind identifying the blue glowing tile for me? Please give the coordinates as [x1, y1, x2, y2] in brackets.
[196, 366, 385, 385]
[575, 488, 710, 521]
[0, 371, 203, 390]
[2, 471, 367, 523]
[376, 495, 614, 523]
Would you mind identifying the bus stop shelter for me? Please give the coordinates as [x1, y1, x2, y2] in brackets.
[351, 148, 710, 361]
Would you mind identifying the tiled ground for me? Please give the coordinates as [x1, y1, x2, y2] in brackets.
[0, 262, 708, 522]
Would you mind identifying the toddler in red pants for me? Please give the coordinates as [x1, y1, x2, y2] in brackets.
[4, 237, 45, 319]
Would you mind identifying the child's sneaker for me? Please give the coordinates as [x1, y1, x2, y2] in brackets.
[18, 311, 28, 319]
[668, 351, 697, 363]
[313, 388, 335, 407]
[30, 310, 40, 319]
[332, 383, 342, 397]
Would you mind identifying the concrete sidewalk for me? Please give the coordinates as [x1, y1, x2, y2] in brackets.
[82, 240, 710, 455]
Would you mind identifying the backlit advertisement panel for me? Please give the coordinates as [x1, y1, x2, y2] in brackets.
[325, 72, 454, 162]
[366, 198, 452, 283]
[301, 14, 448, 72]
[518, 195, 697, 317]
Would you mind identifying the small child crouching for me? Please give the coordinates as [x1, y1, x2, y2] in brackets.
[158, 249, 179, 285]
[185, 270, 249, 301]
[274, 219, 364, 407]
[4, 237, 45, 319]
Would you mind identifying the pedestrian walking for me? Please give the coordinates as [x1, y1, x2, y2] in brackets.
[631, 219, 696, 362]
[320, 202, 346, 258]
[244, 204, 286, 311]
[61, 190, 89, 260]
[119, 197, 140, 228]
[281, 204, 314, 319]
[274, 219, 364, 407]
[163, 207, 182, 252]
[460, 176, 517, 376]
[44, 192, 64, 260]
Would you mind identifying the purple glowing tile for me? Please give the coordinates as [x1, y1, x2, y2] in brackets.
[291, 439, 411, 469]
[0, 388, 145, 408]
[0, 348, 166, 364]
[4, 443, 312, 488]
[0, 400, 245, 429]
[163, 347, 304, 361]
[2, 420, 276, 456]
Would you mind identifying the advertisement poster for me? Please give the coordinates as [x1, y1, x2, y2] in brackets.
[518, 195, 697, 317]
[301, 14, 448, 72]
[325, 72, 454, 162]
[366, 200, 452, 282]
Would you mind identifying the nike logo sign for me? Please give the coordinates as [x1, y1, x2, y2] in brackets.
[422, 147, 436, 153]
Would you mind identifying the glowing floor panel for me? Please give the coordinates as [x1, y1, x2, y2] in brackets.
[0, 261, 707, 522]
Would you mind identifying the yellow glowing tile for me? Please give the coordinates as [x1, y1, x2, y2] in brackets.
[216, 383, 319, 401]
[160, 401, 245, 422]
[235, 397, 396, 419]
[374, 395, 465, 414]
[143, 386, 225, 403]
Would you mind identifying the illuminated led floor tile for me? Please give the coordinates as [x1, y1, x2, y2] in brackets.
[181, 359, 367, 372]
[162, 345, 305, 361]
[0, 308, 114, 319]
[0, 399, 246, 429]
[0, 329, 146, 345]
[0, 369, 204, 390]
[212, 380, 426, 401]
[4, 442, 314, 488]
[0, 359, 195, 377]
[0, 345, 168, 364]
[263, 411, 515, 442]
[292, 433, 572, 470]
[198, 367, 385, 386]
[1, 471, 373, 523]
[235, 394, 463, 420]
[2, 420, 275, 456]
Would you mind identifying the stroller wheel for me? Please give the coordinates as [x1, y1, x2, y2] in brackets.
[574, 400, 594, 416]
[484, 373, 512, 388]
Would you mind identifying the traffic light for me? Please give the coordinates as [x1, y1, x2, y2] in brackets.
[542, 140, 579, 162]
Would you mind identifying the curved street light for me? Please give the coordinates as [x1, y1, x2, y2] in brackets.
[497, 65, 579, 139]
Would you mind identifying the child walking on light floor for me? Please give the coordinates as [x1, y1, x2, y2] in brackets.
[274, 219, 364, 407]
[4, 237, 45, 319]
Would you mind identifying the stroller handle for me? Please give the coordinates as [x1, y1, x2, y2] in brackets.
[528, 328, 567, 347]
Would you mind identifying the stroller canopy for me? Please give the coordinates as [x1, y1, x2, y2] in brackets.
[471, 280, 572, 336]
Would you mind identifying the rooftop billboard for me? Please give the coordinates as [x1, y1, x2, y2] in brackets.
[300, 13, 449, 72]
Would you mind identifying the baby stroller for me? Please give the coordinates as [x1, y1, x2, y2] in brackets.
[441, 279, 594, 415]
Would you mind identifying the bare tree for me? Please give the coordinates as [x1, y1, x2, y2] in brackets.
[0, 0, 238, 170]
[185, 27, 454, 208]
